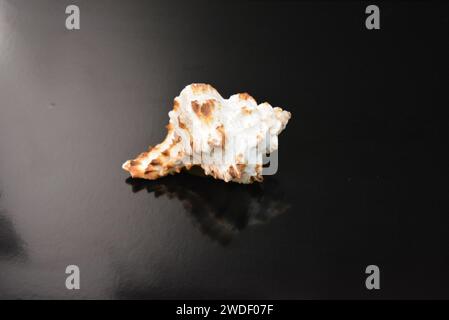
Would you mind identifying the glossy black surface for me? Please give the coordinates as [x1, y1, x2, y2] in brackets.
[0, 0, 448, 299]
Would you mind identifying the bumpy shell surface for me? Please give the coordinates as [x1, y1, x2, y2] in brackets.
[122, 84, 291, 184]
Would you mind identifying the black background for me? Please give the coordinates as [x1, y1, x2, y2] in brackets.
[0, 0, 448, 299]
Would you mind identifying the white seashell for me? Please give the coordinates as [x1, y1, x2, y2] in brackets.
[122, 83, 291, 184]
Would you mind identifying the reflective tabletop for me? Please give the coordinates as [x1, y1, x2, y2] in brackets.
[0, 0, 448, 299]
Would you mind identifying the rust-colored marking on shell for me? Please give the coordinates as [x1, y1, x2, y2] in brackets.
[201, 100, 213, 117]
[209, 168, 218, 179]
[191, 99, 215, 123]
[251, 175, 263, 183]
[173, 99, 180, 111]
[241, 106, 253, 115]
[228, 165, 241, 179]
[216, 124, 226, 147]
[145, 171, 160, 180]
[150, 159, 162, 166]
[237, 163, 246, 172]
[178, 117, 187, 129]
[239, 93, 256, 103]
[191, 83, 216, 95]
[191, 100, 200, 115]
